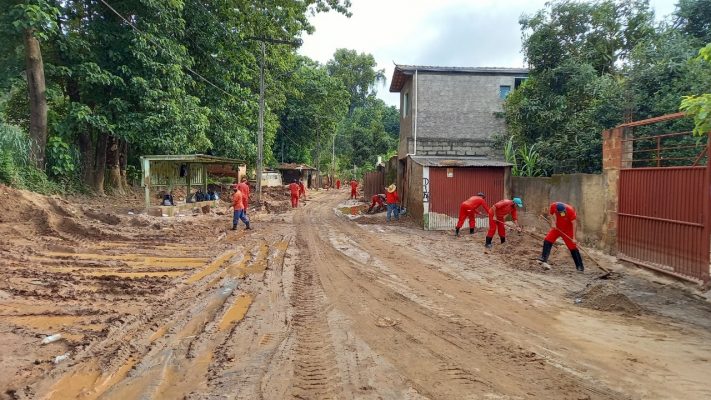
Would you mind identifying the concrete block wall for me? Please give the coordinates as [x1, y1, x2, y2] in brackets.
[405, 138, 497, 158]
[416, 73, 513, 141]
[512, 174, 605, 246]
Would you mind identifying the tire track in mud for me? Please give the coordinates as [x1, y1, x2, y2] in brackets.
[24, 232, 287, 400]
[295, 193, 627, 400]
[287, 238, 344, 400]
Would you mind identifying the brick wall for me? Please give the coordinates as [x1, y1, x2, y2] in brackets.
[601, 127, 632, 252]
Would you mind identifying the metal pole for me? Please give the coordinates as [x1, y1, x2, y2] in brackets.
[331, 133, 335, 178]
[257, 41, 265, 204]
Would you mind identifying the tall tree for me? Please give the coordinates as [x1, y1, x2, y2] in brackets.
[326, 49, 385, 115]
[0, 0, 58, 170]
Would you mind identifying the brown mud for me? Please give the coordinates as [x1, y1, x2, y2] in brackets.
[1, 186, 710, 399]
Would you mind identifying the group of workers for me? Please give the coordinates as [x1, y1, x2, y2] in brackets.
[454, 192, 584, 272]
[226, 176, 582, 272]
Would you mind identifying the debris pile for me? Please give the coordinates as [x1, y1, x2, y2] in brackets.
[577, 284, 643, 315]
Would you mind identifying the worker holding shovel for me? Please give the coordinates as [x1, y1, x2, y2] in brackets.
[538, 202, 584, 272]
[485, 197, 523, 249]
[455, 192, 489, 237]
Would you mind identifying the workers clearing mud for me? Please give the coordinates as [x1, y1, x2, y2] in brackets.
[455, 192, 489, 236]
[485, 197, 523, 249]
[538, 202, 584, 272]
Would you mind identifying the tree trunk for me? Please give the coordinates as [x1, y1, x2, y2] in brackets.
[92, 134, 108, 194]
[119, 139, 128, 189]
[106, 136, 124, 194]
[24, 29, 48, 170]
[79, 131, 95, 187]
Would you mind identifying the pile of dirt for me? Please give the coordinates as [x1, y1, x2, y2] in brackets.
[577, 284, 643, 316]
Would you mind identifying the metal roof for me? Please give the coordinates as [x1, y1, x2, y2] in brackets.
[277, 163, 317, 170]
[390, 64, 529, 92]
[410, 156, 512, 168]
[140, 154, 245, 164]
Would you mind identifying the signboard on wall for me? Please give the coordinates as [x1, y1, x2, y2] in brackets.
[447, 168, 454, 178]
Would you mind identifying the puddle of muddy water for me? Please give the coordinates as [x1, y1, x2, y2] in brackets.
[186, 250, 237, 284]
[218, 293, 254, 331]
[47, 358, 136, 400]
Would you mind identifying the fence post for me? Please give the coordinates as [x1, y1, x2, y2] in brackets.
[601, 127, 630, 252]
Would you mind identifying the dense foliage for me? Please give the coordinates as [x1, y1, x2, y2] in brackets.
[504, 0, 711, 175]
[0, 0, 397, 194]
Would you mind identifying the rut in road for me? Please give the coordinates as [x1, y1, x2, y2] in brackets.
[288, 238, 344, 399]
[294, 193, 627, 400]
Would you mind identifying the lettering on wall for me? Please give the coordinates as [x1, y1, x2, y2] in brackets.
[423, 177, 430, 202]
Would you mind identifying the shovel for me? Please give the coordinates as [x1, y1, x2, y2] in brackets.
[538, 215, 613, 279]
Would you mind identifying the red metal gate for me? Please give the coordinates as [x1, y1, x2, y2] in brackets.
[428, 167, 504, 230]
[615, 114, 710, 284]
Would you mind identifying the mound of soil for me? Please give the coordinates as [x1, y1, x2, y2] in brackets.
[578, 284, 643, 316]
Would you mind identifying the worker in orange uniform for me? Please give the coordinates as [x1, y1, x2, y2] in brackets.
[367, 193, 386, 213]
[350, 179, 358, 199]
[236, 176, 250, 213]
[288, 179, 300, 208]
[385, 184, 400, 222]
[485, 197, 523, 248]
[298, 179, 306, 199]
[336, 179, 341, 190]
[538, 202, 584, 272]
[227, 186, 251, 230]
[455, 192, 489, 237]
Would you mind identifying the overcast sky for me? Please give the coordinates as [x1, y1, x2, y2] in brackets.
[298, 0, 679, 107]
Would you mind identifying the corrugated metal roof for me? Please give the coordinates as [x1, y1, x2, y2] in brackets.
[390, 64, 529, 92]
[410, 156, 512, 167]
[140, 154, 245, 164]
[277, 163, 317, 170]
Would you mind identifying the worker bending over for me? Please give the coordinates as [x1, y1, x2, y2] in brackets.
[538, 202, 584, 272]
[368, 194, 386, 213]
[227, 187, 251, 230]
[288, 179, 300, 208]
[455, 192, 489, 236]
[485, 197, 523, 248]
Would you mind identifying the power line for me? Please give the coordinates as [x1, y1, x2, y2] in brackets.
[97, 0, 305, 155]
[98, 0, 236, 99]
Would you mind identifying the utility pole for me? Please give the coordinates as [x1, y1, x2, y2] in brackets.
[331, 133, 336, 179]
[256, 41, 265, 204]
[250, 37, 301, 205]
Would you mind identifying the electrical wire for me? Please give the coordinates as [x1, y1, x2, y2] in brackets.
[97, 0, 307, 149]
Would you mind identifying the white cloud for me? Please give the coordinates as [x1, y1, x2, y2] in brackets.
[299, 0, 679, 107]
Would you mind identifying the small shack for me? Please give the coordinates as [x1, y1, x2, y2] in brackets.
[140, 154, 245, 211]
[277, 163, 317, 188]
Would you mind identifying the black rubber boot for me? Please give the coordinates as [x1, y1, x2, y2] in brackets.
[469, 227, 475, 234]
[500, 237, 506, 244]
[246, 222, 252, 230]
[571, 249, 584, 272]
[455, 227, 460, 237]
[537, 240, 553, 263]
[485, 236, 493, 249]
[231, 224, 237, 231]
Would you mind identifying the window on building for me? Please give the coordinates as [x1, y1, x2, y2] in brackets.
[499, 85, 511, 99]
[514, 77, 527, 89]
[403, 92, 409, 117]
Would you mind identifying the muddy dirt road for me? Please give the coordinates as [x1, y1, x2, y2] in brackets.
[2, 188, 711, 399]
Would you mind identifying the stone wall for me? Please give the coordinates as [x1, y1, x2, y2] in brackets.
[405, 138, 495, 158]
[512, 174, 605, 245]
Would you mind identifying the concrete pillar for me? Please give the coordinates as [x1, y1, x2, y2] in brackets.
[601, 127, 631, 252]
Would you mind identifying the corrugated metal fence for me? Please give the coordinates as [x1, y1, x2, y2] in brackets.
[618, 167, 709, 284]
[427, 167, 504, 230]
[615, 115, 710, 285]
[363, 170, 385, 200]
